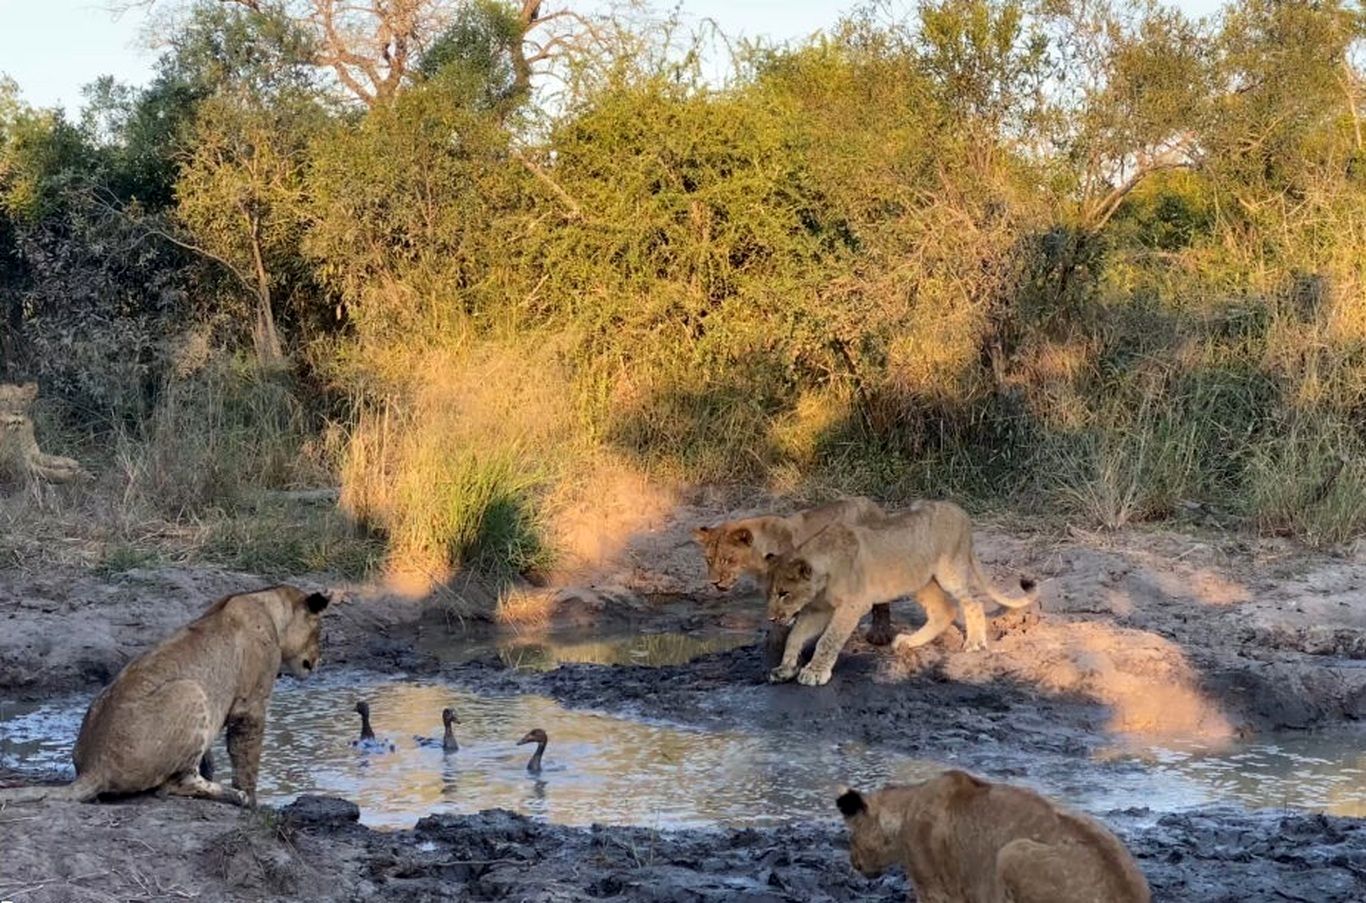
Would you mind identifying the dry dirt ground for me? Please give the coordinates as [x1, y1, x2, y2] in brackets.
[2, 495, 1366, 901]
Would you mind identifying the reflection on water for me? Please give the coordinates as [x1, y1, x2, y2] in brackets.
[416, 627, 756, 670]
[3, 672, 1364, 830]
[1101, 735, 1366, 818]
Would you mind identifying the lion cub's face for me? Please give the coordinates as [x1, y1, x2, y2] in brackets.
[692, 524, 759, 591]
[835, 788, 901, 878]
[765, 555, 822, 624]
[279, 590, 331, 678]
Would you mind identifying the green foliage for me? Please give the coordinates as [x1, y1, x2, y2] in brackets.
[418, 0, 524, 108]
[6, 0, 1366, 566]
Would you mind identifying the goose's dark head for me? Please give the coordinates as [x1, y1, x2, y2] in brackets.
[518, 728, 548, 746]
[442, 707, 460, 727]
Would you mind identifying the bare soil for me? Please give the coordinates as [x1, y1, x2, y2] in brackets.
[3, 498, 1366, 901]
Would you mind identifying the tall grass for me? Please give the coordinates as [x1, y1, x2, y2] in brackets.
[116, 358, 313, 517]
[338, 343, 570, 585]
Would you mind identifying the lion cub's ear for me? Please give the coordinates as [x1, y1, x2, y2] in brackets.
[305, 591, 331, 614]
[836, 788, 867, 818]
[795, 558, 812, 580]
[731, 527, 753, 546]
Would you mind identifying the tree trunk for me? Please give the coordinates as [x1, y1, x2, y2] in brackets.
[245, 213, 285, 369]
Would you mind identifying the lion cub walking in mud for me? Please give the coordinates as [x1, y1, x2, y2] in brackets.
[766, 500, 1035, 686]
[0, 585, 330, 807]
[691, 496, 899, 645]
[837, 770, 1151, 902]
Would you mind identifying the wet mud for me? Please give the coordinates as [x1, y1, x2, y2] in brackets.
[2, 787, 1363, 902]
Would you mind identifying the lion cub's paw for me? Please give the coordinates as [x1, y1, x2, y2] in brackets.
[768, 664, 798, 683]
[963, 638, 988, 653]
[797, 665, 832, 686]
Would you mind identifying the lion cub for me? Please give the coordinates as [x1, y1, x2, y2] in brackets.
[837, 770, 1151, 902]
[691, 496, 898, 645]
[766, 500, 1035, 686]
[0, 585, 330, 806]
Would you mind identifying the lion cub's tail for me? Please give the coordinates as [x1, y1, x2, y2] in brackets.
[0, 775, 100, 804]
[970, 551, 1038, 610]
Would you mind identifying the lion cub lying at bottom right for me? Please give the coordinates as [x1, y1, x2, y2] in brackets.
[837, 770, 1150, 903]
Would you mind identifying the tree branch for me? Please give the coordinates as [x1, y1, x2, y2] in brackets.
[509, 147, 582, 219]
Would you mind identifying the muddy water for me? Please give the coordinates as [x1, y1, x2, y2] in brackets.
[3, 631, 1364, 830]
[0, 674, 947, 829]
[415, 626, 756, 670]
[4, 671, 1365, 830]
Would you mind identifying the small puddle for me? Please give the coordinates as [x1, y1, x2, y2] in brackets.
[415, 627, 756, 670]
[4, 671, 1364, 830]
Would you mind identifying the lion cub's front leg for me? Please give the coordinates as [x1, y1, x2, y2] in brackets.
[226, 710, 267, 806]
[769, 608, 832, 683]
[798, 605, 864, 686]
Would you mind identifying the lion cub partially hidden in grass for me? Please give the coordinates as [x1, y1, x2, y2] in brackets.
[0, 585, 330, 807]
[837, 770, 1151, 903]
[691, 496, 899, 645]
[766, 500, 1036, 686]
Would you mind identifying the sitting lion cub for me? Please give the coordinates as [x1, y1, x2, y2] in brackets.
[691, 496, 898, 645]
[766, 500, 1035, 685]
[0, 585, 330, 807]
[837, 770, 1151, 902]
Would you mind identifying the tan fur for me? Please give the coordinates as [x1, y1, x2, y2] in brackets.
[691, 497, 899, 645]
[0, 382, 91, 483]
[0, 585, 330, 807]
[691, 497, 884, 591]
[766, 501, 1035, 686]
[837, 771, 1150, 903]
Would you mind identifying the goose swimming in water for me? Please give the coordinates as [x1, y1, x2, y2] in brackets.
[518, 728, 548, 773]
[415, 707, 460, 753]
[350, 700, 396, 753]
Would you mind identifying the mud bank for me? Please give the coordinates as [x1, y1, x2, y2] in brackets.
[2, 789, 1363, 902]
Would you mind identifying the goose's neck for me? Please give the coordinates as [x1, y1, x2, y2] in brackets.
[359, 712, 375, 741]
[527, 740, 546, 771]
[443, 721, 458, 750]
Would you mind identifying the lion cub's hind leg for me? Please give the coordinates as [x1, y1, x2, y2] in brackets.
[865, 602, 896, 646]
[163, 771, 250, 807]
[996, 837, 1143, 903]
[934, 569, 989, 652]
[891, 581, 957, 653]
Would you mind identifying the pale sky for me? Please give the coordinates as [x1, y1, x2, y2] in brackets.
[0, 0, 1229, 112]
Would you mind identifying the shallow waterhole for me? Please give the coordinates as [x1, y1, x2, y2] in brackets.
[3, 633, 1364, 830]
[414, 624, 755, 670]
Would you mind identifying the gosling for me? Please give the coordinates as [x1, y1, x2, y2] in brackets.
[415, 707, 461, 753]
[350, 700, 396, 753]
[518, 728, 548, 773]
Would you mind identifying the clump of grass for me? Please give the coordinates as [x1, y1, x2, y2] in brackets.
[118, 357, 314, 518]
[94, 543, 162, 577]
[1245, 420, 1366, 547]
[1046, 406, 1200, 530]
[201, 503, 384, 578]
[494, 586, 557, 626]
[339, 344, 566, 586]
